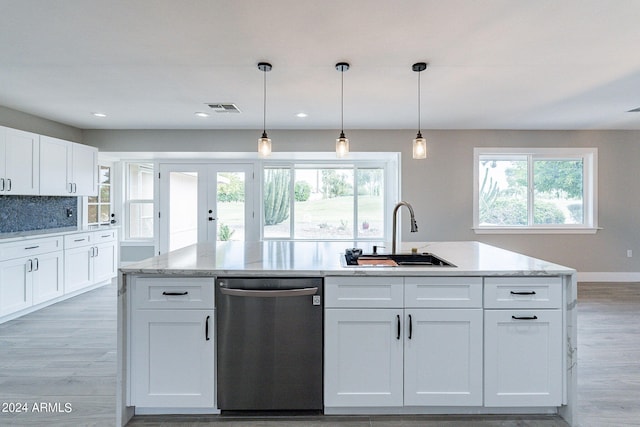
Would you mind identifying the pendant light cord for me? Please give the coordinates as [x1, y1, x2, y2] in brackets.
[341, 69, 344, 133]
[417, 70, 421, 134]
[263, 69, 267, 134]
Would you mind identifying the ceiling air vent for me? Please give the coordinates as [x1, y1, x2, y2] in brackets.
[207, 103, 241, 113]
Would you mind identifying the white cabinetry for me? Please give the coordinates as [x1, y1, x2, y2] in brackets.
[483, 277, 563, 407]
[64, 229, 118, 294]
[39, 135, 97, 196]
[0, 126, 39, 195]
[0, 236, 63, 318]
[324, 276, 483, 408]
[130, 277, 216, 410]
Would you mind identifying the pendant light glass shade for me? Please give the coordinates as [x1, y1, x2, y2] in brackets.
[335, 62, 350, 157]
[412, 62, 428, 159]
[257, 62, 272, 157]
[413, 132, 427, 159]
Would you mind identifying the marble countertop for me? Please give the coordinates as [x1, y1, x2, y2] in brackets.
[120, 240, 575, 277]
[0, 225, 120, 243]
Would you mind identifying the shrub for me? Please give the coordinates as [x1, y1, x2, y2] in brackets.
[294, 181, 311, 202]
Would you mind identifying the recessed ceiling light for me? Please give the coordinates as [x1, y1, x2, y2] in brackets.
[194, 112, 210, 118]
[92, 112, 107, 118]
[296, 112, 308, 118]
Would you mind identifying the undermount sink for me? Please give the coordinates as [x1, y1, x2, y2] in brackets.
[344, 252, 456, 267]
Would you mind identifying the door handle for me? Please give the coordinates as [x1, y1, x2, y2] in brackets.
[219, 287, 318, 298]
[7, 179, 11, 191]
[205, 315, 210, 341]
[0, 178, 4, 191]
[408, 314, 413, 339]
[208, 217, 215, 221]
[396, 314, 401, 340]
[33, 258, 39, 271]
[27, 259, 33, 272]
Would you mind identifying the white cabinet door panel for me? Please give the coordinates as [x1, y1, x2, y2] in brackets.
[64, 246, 93, 293]
[32, 251, 64, 304]
[92, 241, 117, 284]
[131, 309, 215, 408]
[70, 143, 97, 196]
[3, 128, 39, 195]
[404, 309, 483, 406]
[0, 257, 31, 316]
[39, 136, 70, 195]
[324, 308, 403, 407]
[484, 309, 562, 407]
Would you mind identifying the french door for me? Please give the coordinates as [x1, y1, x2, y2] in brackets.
[158, 163, 255, 254]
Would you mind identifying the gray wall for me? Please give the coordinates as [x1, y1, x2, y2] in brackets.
[0, 106, 83, 142]
[84, 128, 640, 273]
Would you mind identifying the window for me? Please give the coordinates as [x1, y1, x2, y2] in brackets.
[126, 162, 154, 239]
[474, 148, 597, 233]
[263, 162, 391, 240]
[87, 165, 111, 225]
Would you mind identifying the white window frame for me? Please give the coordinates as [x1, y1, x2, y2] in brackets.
[261, 154, 399, 242]
[124, 161, 155, 241]
[473, 147, 598, 234]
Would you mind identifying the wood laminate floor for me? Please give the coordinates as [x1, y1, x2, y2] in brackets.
[0, 281, 638, 426]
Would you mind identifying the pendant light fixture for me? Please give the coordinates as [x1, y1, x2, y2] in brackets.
[412, 62, 428, 159]
[257, 62, 272, 157]
[335, 62, 350, 158]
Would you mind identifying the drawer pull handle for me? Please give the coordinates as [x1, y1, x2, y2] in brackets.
[74, 238, 86, 242]
[101, 234, 111, 238]
[512, 315, 538, 320]
[396, 315, 401, 340]
[510, 290, 536, 295]
[162, 291, 188, 296]
[25, 245, 40, 250]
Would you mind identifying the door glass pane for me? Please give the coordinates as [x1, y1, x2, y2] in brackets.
[294, 168, 354, 239]
[533, 160, 583, 225]
[478, 157, 528, 226]
[357, 168, 384, 238]
[88, 204, 98, 224]
[263, 168, 291, 239]
[169, 172, 199, 251]
[99, 165, 110, 184]
[216, 172, 245, 241]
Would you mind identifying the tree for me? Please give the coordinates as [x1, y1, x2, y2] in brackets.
[217, 173, 245, 202]
[506, 160, 583, 199]
[294, 181, 311, 202]
[321, 170, 352, 198]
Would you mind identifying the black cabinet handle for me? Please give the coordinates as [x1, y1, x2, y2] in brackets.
[396, 315, 401, 340]
[162, 291, 188, 296]
[33, 258, 39, 272]
[408, 314, 413, 339]
[510, 290, 536, 295]
[512, 315, 538, 320]
[205, 315, 210, 341]
[24, 245, 40, 250]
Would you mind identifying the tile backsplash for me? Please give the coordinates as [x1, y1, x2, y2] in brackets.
[0, 196, 78, 233]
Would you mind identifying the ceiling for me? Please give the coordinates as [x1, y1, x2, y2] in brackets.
[1, 0, 640, 131]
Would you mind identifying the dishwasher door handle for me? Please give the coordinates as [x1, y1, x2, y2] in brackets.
[220, 287, 318, 298]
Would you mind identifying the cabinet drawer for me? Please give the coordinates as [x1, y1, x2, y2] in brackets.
[133, 277, 215, 309]
[0, 236, 63, 260]
[484, 277, 562, 309]
[93, 229, 117, 243]
[64, 232, 93, 249]
[325, 276, 403, 308]
[405, 277, 482, 308]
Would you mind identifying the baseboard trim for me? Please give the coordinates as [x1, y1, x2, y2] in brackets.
[577, 272, 640, 282]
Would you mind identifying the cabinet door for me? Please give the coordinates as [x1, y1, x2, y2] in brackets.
[484, 310, 562, 407]
[0, 257, 31, 316]
[32, 251, 64, 304]
[64, 245, 93, 293]
[131, 309, 215, 408]
[3, 128, 39, 195]
[92, 242, 117, 284]
[324, 308, 403, 407]
[70, 143, 97, 196]
[39, 136, 70, 195]
[404, 309, 483, 406]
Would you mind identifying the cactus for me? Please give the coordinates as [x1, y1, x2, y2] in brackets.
[479, 167, 499, 220]
[264, 169, 290, 225]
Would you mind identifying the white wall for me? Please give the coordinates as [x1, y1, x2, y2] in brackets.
[83, 128, 640, 274]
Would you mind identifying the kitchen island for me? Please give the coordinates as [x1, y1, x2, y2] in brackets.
[117, 241, 577, 426]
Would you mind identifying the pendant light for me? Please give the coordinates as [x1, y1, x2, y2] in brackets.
[335, 62, 350, 158]
[412, 62, 428, 159]
[257, 62, 272, 157]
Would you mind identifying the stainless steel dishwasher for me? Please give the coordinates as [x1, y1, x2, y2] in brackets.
[216, 277, 323, 411]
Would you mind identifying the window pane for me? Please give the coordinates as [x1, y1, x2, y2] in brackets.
[357, 168, 384, 238]
[217, 172, 245, 241]
[263, 168, 291, 238]
[99, 165, 110, 184]
[87, 204, 98, 224]
[88, 195, 98, 203]
[533, 160, 583, 225]
[100, 185, 110, 203]
[129, 202, 154, 239]
[99, 204, 111, 224]
[478, 158, 528, 226]
[294, 168, 354, 239]
[129, 163, 154, 199]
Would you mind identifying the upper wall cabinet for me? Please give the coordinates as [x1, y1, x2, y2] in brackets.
[0, 127, 40, 195]
[40, 135, 98, 197]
